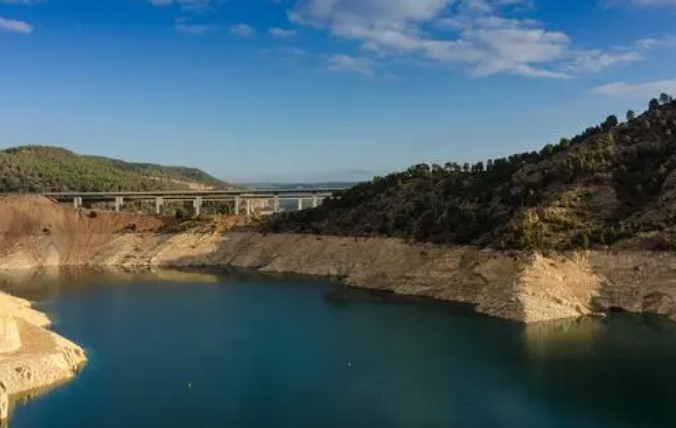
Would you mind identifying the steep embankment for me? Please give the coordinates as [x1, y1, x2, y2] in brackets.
[2, 196, 675, 324]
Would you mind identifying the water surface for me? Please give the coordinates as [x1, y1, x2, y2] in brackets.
[3, 270, 676, 428]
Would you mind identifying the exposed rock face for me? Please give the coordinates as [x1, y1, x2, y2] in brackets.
[0, 381, 7, 422]
[0, 316, 21, 354]
[587, 251, 676, 319]
[0, 291, 86, 400]
[156, 233, 603, 323]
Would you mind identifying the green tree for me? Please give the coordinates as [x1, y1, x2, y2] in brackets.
[626, 110, 635, 121]
[541, 144, 555, 156]
[660, 93, 673, 105]
[649, 98, 660, 110]
[602, 115, 619, 131]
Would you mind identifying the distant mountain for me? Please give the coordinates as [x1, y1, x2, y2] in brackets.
[240, 182, 358, 190]
[0, 145, 233, 192]
[267, 96, 676, 251]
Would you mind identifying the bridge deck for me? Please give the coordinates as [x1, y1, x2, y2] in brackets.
[0, 188, 343, 199]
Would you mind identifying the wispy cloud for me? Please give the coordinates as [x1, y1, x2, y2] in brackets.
[230, 23, 256, 37]
[613, 0, 676, 8]
[592, 79, 676, 97]
[146, 0, 215, 13]
[569, 36, 676, 73]
[566, 51, 641, 73]
[288, 0, 664, 78]
[175, 22, 213, 35]
[327, 54, 374, 76]
[0, 0, 45, 4]
[280, 46, 307, 57]
[0, 16, 33, 34]
[270, 27, 297, 39]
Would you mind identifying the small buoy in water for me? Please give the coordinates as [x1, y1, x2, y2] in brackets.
[347, 362, 352, 367]
[188, 383, 192, 388]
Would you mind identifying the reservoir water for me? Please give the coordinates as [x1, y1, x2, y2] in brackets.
[3, 271, 676, 428]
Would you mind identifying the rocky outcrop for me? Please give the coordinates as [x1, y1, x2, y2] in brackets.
[0, 317, 20, 354]
[0, 292, 86, 402]
[0, 381, 7, 422]
[587, 251, 676, 319]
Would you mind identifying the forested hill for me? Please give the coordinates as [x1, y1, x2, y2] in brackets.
[266, 94, 676, 251]
[0, 146, 231, 192]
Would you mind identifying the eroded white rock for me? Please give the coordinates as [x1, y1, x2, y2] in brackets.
[0, 316, 21, 354]
[0, 380, 8, 421]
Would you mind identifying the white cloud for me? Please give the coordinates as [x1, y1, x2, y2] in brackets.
[327, 54, 374, 76]
[270, 27, 298, 38]
[565, 50, 642, 73]
[230, 24, 256, 37]
[288, 0, 664, 78]
[567, 36, 674, 73]
[592, 79, 676, 98]
[0, 16, 33, 34]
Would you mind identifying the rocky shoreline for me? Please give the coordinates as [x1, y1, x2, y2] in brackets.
[3, 228, 676, 323]
[0, 291, 86, 422]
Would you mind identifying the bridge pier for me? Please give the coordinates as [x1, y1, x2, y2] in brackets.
[73, 197, 82, 209]
[114, 197, 124, 213]
[155, 197, 164, 215]
[245, 198, 252, 217]
[273, 195, 280, 213]
[312, 194, 318, 208]
[297, 198, 303, 210]
[234, 196, 241, 216]
[193, 196, 202, 217]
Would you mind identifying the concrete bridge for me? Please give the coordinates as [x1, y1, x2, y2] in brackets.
[28, 188, 345, 216]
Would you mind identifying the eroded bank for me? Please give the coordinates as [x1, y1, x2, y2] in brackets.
[1, 196, 676, 325]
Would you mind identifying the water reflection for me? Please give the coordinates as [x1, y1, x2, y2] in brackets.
[520, 314, 676, 428]
[0, 268, 223, 302]
[522, 316, 605, 359]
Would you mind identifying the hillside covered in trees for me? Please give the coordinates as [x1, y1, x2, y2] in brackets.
[266, 94, 676, 251]
[0, 146, 230, 192]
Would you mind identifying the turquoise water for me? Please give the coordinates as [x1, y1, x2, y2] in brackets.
[4, 271, 676, 428]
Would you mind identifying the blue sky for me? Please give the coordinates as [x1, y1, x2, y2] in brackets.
[1, 0, 676, 182]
